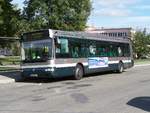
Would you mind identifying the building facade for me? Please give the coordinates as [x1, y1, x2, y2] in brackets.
[85, 27, 135, 40]
[0, 37, 19, 56]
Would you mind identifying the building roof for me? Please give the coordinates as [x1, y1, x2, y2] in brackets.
[85, 27, 132, 31]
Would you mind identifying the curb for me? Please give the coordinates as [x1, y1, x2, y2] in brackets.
[0, 71, 21, 84]
[0, 79, 15, 84]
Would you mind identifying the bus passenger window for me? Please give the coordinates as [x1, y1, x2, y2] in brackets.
[55, 44, 61, 53]
[118, 46, 123, 57]
[89, 45, 96, 57]
[60, 39, 69, 53]
[55, 38, 69, 58]
[73, 47, 79, 58]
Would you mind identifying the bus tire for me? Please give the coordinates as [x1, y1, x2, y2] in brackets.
[74, 64, 84, 80]
[117, 62, 124, 73]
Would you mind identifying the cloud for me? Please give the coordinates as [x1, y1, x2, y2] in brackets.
[93, 0, 140, 8]
[108, 16, 150, 28]
[91, 0, 141, 17]
[127, 16, 150, 22]
[134, 5, 150, 10]
[94, 8, 131, 17]
[88, 0, 150, 32]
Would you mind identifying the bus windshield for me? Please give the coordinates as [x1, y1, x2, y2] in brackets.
[22, 39, 52, 63]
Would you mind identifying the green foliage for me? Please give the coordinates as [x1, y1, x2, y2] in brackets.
[0, 0, 91, 36]
[0, 0, 3, 24]
[0, 0, 91, 56]
[0, 0, 21, 56]
[133, 31, 150, 58]
[0, 56, 20, 66]
[134, 58, 150, 65]
[23, 0, 91, 31]
[0, 0, 21, 37]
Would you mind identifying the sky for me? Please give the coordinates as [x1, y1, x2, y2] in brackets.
[12, 0, 150, 31]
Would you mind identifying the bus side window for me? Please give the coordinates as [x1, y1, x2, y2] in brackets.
[89, 45, 96, 57]
[80, 46, 88, 58]
[118, 46, 123, 57]
[109, 45, 113, 57]
[113, 46, 118, 57]
[74, 47, 79, 58]
[121, 44, 130, 57]
[99, 47, 107, 57]
[56, 38, 69, 58]
[55, 44, 61, 53]
[69, 39, 89, 58]
[109, 44, 118, 57]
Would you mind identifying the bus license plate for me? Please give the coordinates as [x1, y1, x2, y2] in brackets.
[30, 74, 38, 77]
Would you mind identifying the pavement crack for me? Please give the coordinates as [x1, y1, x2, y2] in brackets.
[70, 93, 89, 104]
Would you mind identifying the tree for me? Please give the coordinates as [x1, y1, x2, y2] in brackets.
[0, 0, 21, 37]
[133, 31, 150, 58]
[23, 0, 91, 31]
[0, 0, 4, 24]
[0, 0, 21, 56]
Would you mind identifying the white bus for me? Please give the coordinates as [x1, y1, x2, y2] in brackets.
[21, 29, 134, 80]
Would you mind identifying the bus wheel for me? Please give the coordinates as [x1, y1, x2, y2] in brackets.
[74, 64, 84, 80]
[117, 62, 124, 73]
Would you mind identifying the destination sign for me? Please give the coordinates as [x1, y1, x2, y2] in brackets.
[23, 30, 50, 41]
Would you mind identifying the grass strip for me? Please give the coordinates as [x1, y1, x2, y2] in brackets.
[134, 59, 150, 65]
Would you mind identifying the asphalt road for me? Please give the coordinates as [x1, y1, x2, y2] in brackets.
[0, 65, 150, 113]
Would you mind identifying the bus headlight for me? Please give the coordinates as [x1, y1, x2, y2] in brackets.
[45, 68, 54, 72]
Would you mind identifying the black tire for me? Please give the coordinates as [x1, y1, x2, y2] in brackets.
[117, 62, 124, 73]
[74, 64, 84, 80]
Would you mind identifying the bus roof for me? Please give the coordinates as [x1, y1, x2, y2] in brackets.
[23, 29, 131, 43]
[52, 29, 131, 43]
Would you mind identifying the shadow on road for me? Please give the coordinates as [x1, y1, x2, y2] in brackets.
[20, 71, 116, 83]
[0, 70, 125, 84]
[127, 97, 150, 112]
[86, 70, 121, 78]
[20, 77, 74, 83]
[0, 71, 21, 82]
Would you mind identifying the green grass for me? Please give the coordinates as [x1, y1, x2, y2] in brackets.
[134, 58, 150, 65]
[0, 56, 20, 65]
[0, 67, 20, 72]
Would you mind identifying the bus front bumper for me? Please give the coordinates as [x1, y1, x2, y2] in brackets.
[21, 67, 55, 78]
